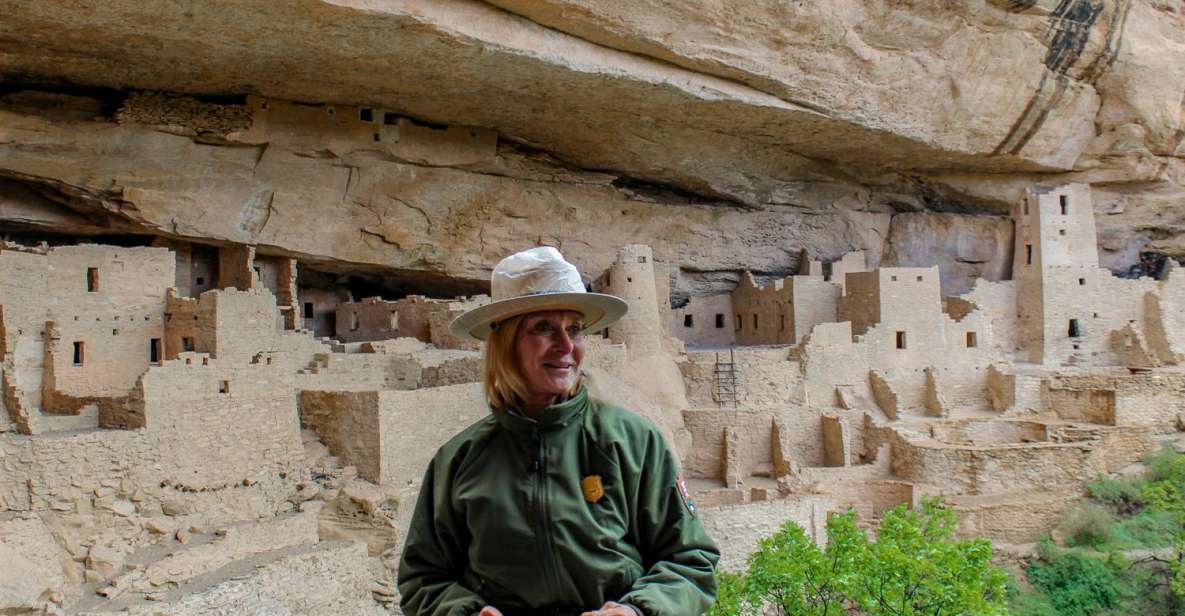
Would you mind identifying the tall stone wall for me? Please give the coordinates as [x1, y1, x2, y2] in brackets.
[731, 273, 793, 346]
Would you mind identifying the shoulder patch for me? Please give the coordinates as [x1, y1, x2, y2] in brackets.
[676, 474, 696, 517]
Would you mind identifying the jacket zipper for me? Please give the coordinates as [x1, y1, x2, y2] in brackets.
[532, 428, 563, 602]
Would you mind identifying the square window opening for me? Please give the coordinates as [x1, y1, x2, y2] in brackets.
[1079, 278, 1086, 286]
[683, 314, 693, 328]
[916, 275, 923, 282]
[359, 108, 373, 122]
[182, 337, 194, 352]
[383, 112, 397, 125]
[1068, 319, 1081, 338]
[966, 331, 977, 348]
[195, 276, 205, 286]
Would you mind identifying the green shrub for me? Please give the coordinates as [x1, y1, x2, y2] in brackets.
[1144, 445, 1185, 485]
[1086, 475, 1146, 515]
[1027, 542, 1130, 616]
[1114, 510, 1181, 548]
[707, 571, 746, 616]
[1010, 449, 1185, 615]
[711, 499, 1009, 615]
[1060, 504, 1119, 549]
[1171, 542, 1185, 600]
[1005, 572, 1059, 616]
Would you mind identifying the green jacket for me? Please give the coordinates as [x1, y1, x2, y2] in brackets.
[398, 387, 719, 616]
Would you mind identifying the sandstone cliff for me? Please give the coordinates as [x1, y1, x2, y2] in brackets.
[0, 0, 1182, 292]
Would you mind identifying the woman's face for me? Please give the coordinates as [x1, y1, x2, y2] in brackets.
[514, 310, 586, 402]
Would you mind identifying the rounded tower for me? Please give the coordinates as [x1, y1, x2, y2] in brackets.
[602, 244, 662, 354]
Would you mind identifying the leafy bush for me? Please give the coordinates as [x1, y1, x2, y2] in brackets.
[1171, 542, 1185, 600]
[1115, 510, 1181, 548]
[1144, 445, 1185, 485]
[1009, 447, 1185, 615]
[1026, 541, 1130, 616]
[1060, 504, 1118, 549]
[1086, 475, 1146, 515]
[1005, 572, 1059, 616]
[708, 498, 1009, 616]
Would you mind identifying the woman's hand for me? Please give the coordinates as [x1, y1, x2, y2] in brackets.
[580, 602, 638, 616]
[478, 607, 503, 616]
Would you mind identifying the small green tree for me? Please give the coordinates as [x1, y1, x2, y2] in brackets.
[708, 498, 1009, 615]
[1170, 541, 1185, 600]
[845, 499, 1009, 616]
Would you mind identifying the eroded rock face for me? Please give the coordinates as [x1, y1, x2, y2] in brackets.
[0, 0, 1182, 287]
[0, 99, 890, 286]
[881, 213, 1014, 296]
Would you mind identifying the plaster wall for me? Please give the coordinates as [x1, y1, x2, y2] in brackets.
[788, 276, 841, 344]
[297, 286, 348, 338]
[671, 294, 735, 349]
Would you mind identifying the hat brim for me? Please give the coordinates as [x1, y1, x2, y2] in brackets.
[448, 292, 629, 341]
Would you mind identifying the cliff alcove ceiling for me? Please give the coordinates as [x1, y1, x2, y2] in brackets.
[0, 0, 1181, 291]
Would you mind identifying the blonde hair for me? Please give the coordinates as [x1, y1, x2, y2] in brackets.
[483, 312, 583, 412]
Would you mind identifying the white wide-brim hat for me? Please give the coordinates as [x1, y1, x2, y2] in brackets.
[449, 246, 628, 341]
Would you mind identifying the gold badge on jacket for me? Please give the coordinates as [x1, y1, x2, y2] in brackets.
[581, 475, 604, 503]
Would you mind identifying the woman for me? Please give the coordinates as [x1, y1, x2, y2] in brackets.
[398, 247, 719, 616]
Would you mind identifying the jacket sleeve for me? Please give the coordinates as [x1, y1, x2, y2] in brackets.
[618, 430, 720, 615]
[397, 457, 487, 616]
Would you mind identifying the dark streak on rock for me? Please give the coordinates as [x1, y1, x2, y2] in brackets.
[609, 175, 748, 209]
[1005, 0, 1039, 12]
[1080, 0, 1131, 84]
[993, 0, 1127, 157]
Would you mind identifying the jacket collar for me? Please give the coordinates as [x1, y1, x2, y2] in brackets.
[494, 386, 590, 434]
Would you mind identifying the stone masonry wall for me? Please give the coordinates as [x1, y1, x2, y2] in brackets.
[377, 383, 488, 486]
[336, 295, 447, 344]
[0, 356, 302, 512]
[731, 273, 793, 346]
[671, 293, 735, 350]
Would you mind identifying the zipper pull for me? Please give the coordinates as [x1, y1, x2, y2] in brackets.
[531, 430, 541, 474]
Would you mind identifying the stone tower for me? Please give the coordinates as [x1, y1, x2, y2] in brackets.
[1013, 183, 1099, 365]
[602, 244, 662, 354]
